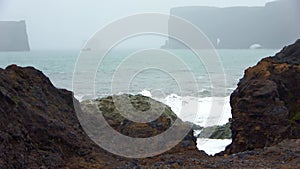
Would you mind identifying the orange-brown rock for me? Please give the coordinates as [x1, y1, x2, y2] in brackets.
[225, 40, 300, 154]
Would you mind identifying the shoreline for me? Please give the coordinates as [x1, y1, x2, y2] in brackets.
[0, 40, 299, 168]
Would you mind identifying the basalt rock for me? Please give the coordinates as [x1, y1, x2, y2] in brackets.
[1, 64, 299, 168]
[0, 65, 202, 168]
[0, 65, 116, 168]
[225, 40, 300, 154]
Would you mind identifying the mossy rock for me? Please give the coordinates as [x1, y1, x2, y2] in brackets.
[197, 122, 232, 139]
[290, 112, 300, 125]
[80, 94, 181, 138]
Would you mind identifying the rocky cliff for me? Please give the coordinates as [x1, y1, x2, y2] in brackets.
[225, 39, 300, 154]
[0, 65, 203, 168]
[0, 65, 103, 168]
[0, 21, 30, 51]
[0, 64, 299, 168]
[163, 0, 300, 49]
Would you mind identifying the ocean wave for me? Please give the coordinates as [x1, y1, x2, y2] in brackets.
[75, 89, 232, 127]
[138, 89, 231, 127]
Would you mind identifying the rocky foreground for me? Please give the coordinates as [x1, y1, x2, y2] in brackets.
[1, 40, 300, 168]
[225, 39, 300, 154]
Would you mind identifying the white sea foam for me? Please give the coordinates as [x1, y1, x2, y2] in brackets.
[139, 89, 231, 127]
[76, 89, 233, 155]
[139, 89, 232, 155]
[138, 89, 152, 97]
[197, 139, 232, 155]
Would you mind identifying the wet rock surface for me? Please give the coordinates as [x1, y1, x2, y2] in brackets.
[226, 40, 300, 154]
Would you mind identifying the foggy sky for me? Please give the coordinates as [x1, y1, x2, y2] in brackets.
[0, 0, 274, 50]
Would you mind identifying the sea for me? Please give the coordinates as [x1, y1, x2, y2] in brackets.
[0, 49, 279, 155]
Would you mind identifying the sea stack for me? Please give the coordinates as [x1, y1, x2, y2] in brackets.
[0, 20, 30, 51]
[163, 0, 300, 49]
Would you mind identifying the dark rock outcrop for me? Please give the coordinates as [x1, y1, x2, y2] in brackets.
[163, 0, 300, 49]
[198, 122, 232, 139]
[0, 65, 202, 168]
[0, 21, 30, 51]
[225, 40, 300, 154]
[0, 64, 299, 168]
[0, 65, 110, 168]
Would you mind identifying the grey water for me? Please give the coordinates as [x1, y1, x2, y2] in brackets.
[0, 49, 278, 100]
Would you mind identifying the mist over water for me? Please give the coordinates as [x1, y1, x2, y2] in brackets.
[1, 0, 299, 161]
[0, 0, 275, 50]
[0, 49, 278, 122]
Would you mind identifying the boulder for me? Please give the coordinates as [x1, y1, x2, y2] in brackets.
[0, 65, 201, 168]
[225, 40, 300, 154]
[0, 65, 155, 168]
[0, 65, 102, 168]
[198, 122, 232, 139]
[80, 94, 197, 153]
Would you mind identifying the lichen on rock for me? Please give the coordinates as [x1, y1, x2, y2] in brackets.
[80, 94, 196, 149]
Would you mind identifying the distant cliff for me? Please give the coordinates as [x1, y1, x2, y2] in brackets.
[163, 0, 300, 49]
[0, 20, 30, 51]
